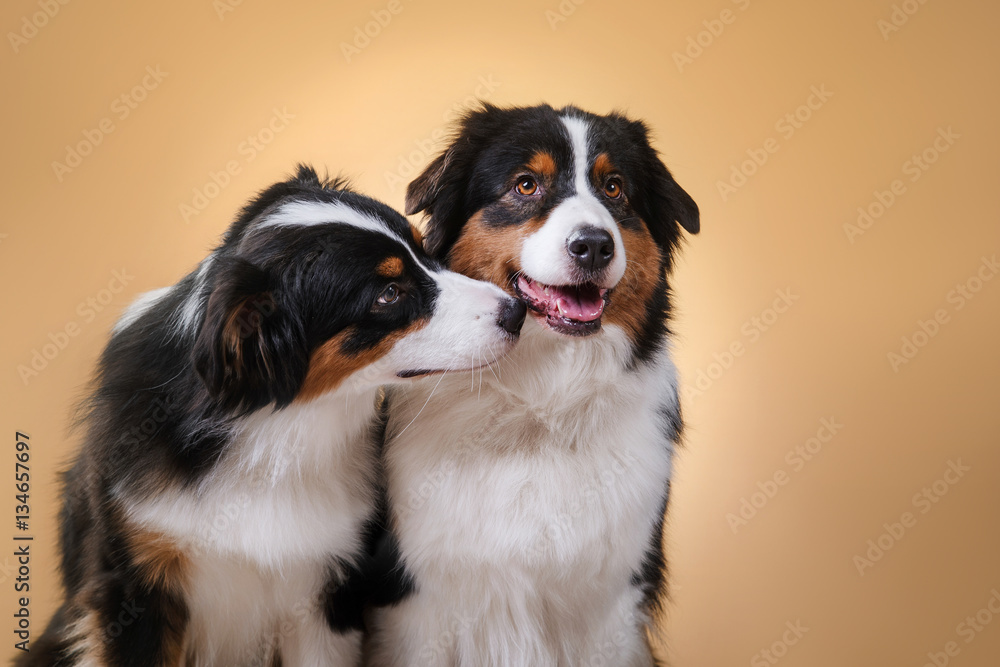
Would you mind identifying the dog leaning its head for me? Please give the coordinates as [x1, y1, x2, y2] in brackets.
[49, 166, 530, 667]
[190, 164, 524, 416]
[405, 104, 698, 355]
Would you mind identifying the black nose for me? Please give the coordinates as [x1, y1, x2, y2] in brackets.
[567, 227, 614, 272]
[497, 298, 527, 336]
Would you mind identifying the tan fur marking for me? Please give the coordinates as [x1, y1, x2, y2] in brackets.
[222, 306, 246, 364]
[222, 294, 273, 371]
[67, 534, 188, 666]
[128, 530, 189, 596]
[603, 220, 663, 343]
[527, 151, 557, 180]
[297, 319, 429, 401]
[411, 223, 424, 248]
[592, 153, 615, 181]
[376, 256, 404, 278]
[448, 210, 545, 294]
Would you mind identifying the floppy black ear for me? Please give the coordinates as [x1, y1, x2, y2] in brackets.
[405, 150, 449, 218]
[612, 116, 700, 250]
[650, 159, 700, 236]
[192, 257, 307, 414]
[405, 147, 471, 259]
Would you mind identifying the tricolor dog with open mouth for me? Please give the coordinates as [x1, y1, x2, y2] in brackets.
[21, 166, 524, 667]
[369, 105, 699, 666]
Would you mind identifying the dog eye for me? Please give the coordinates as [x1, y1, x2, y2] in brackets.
[515, 177, 539, 196]
[604, 177, 624, 199]
[376, 284, 403, 306]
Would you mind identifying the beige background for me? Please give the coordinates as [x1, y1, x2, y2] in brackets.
[3, 0, 999, 664]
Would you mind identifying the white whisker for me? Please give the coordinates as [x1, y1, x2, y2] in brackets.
[391, 370, 448, 442]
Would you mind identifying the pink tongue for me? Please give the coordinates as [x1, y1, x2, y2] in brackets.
[553, 287, 604, 322]
[517, 276, 606, 322]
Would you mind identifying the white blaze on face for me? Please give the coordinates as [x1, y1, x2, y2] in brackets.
[518, 115, 627, 288]
[379, 270, 517, 379]
[253, 200, 420, 262]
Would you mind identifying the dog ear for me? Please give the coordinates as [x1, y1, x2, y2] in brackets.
[193, 257, 307, 414]
[405, 148, 471, 259]
[407, 104, 521, 259]
[649, 158, 700, 237]
[405, 150, 449, 218]
[612, 116, 700, 250]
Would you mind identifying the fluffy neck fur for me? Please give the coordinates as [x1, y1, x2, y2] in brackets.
[374, 320, 678, 666]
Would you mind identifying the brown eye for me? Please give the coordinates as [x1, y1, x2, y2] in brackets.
[515, 177, 539, 196]
[376, 284, 402, 306]
[604, 178, 623, 199]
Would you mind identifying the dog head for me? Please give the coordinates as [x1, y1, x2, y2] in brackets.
[192, 165, 525, 414]
[406, 104, 698, 346]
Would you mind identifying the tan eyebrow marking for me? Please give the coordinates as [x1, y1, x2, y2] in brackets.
[592, 153, 616, 180]
[527, 151, 558, 180]
[377, 256, 405, 278]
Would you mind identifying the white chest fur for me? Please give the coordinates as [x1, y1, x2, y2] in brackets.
[375, 322, 678, 666]
[126, 390, 381, 666]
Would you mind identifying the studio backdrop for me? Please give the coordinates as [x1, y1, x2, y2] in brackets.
[2, 0, 998, 665]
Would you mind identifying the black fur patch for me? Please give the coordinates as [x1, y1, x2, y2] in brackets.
[632, 487, 670, 614]
[88, 568, 189, 667]
[629, 271, 673, 369]
[324, 456, 415, 635]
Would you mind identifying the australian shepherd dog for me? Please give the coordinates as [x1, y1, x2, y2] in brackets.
[369, 105, 699, 666]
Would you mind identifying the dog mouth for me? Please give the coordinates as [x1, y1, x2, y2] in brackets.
[514, 274, 609, 337]
[396, 358, 499, 379]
